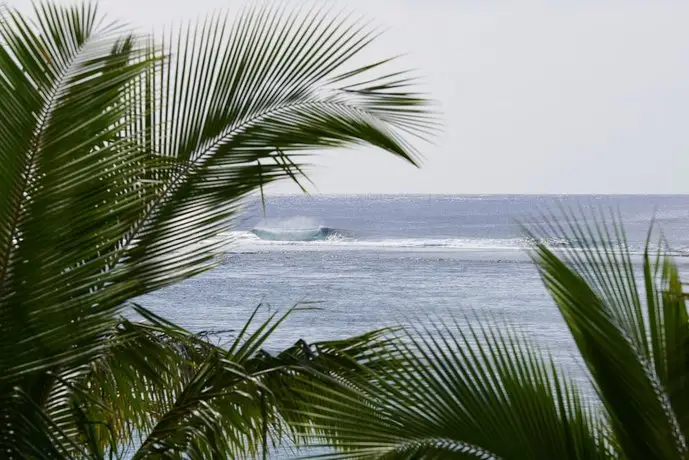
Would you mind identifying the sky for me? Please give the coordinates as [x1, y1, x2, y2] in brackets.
[10, 0, 689, 194]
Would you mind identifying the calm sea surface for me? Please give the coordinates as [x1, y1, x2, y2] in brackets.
[137, 194, 689, 456]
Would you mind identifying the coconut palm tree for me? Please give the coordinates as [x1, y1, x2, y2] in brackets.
[7, 3, 682, 460]
[299, 211, 689, 459]
[0, 1, 435, 457]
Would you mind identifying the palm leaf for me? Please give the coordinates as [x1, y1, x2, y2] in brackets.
[290, 319, 605, 459]
[117, 305, 399, 459]
[0, 3, 160, 456]
[0, 1, 436, 456]
[527, 207, 689, 459]
[117, 4, 437, 299]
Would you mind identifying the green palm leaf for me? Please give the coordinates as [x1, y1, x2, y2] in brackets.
[290, 319, 605, 459]
[527, 209, 689, 459]
[0, 1, 149, 378]
[0, 1, 435, 457]
[92, 305, 398, 459]
[118, 4, 436, 299]
[0, 3, 160, 455]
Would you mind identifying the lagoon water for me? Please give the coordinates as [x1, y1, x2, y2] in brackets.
[137, 194, 689, 456]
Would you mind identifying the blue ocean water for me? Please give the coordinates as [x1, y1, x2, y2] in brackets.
[138, 194, 689, 454]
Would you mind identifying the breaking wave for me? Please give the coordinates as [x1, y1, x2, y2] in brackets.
[206, 216, 689, 256]
[250, 217, 349, 242]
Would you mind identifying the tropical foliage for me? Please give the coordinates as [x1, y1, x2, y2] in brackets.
[296, 213, 689, 459]
[3, 2, 686, 460]
[0, 1, 433, 457]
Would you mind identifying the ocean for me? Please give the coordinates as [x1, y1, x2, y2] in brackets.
[137, 194, 689, 455]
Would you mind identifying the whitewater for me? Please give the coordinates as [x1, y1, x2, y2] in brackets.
[227, 230, 526, 251]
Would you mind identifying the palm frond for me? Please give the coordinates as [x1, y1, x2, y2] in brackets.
[292, 319, 605, 459]
[119, 305, 398, 459]
[642, 230, 689, 436]
[0, 1, 436, 457]
[117, 4, 437, 299]
[0, 1, 157, 380]
[0, 3, 160, 456]
[527, 208, 689, 459]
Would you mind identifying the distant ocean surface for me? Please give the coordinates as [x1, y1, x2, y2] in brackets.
[138, 194, 689, 454]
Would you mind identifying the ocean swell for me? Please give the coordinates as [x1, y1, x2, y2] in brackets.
[251, 226, 348, 241]
[251, 217, 348, 242]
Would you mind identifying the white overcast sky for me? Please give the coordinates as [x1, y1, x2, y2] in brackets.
[11, 0, 689, 194]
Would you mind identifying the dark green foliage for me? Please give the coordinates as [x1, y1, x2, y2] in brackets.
[0, 2, 433, 457]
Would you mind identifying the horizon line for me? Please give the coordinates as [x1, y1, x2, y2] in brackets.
[255, 192, 689, 197]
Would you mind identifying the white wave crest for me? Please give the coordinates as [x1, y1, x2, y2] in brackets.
[218, 231, 525, 251]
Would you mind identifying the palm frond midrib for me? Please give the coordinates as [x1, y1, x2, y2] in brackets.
[0, 35, 95, 287]
[109, 94, 404, 276]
